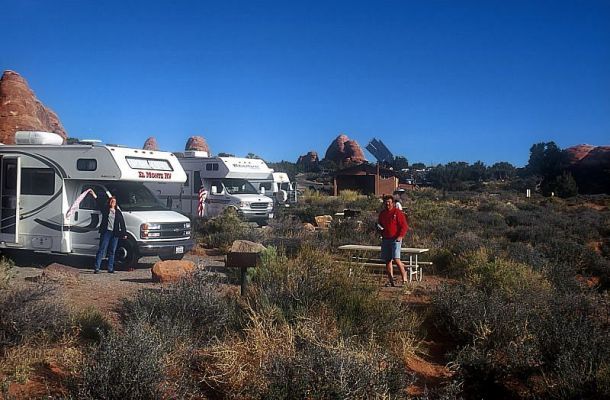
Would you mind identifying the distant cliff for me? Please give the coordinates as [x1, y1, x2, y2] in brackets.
[323, 134, 367, 165]
[564, 144, 610, 194]
[0, 70, 67, 144]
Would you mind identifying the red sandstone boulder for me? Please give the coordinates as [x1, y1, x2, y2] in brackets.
[143, 136, 159, 150]
[151, 260, 196, 283]
[0, 70, 67, 144]
[323, 134, 366, 165]
[185, 136, 211, 153]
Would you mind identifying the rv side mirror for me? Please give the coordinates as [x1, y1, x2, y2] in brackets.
[211, 186, 218, 195]
[260, 187, 265, 195]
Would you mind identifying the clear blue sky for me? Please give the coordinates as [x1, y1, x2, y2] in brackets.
[2, 0, 609, 166]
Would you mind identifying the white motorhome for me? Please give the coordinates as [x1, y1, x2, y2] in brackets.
[147, 152, 274, 225]
[251, 172, 298, 206]
[0, 131, 193, 268]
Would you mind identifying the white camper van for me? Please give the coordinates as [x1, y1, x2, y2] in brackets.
[251, 172, 298, 206]
[147, 152, 274, 225]
[0, 131, 193, 268]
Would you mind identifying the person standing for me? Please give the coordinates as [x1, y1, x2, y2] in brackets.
[94, 195, 127, 274]
[378, 194, 409, 287]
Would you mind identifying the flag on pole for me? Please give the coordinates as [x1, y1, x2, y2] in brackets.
[197, 187, 208, 217]
[66, 189, 94, 219]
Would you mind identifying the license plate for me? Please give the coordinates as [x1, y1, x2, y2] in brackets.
[175, 246, 184, 254]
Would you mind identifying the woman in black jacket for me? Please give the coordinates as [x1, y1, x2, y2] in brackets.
[94, 196, 127, 273]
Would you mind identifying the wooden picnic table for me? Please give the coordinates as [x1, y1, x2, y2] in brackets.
[337, 244, 430, 282]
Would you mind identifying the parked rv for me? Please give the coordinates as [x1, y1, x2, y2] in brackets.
[0, 131, 193, 268]
[251, 172, 298, 206]
[146, 152, 274, 225]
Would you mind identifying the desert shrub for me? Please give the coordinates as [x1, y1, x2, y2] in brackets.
[264, 336, 410, 399]
[78, 321, 167, 399]
[120, 270, 235, 344]
[337, 189, 361, 203]
[247, 246, 416, 339]
[326, 212, 378, 248]
[195, 308, 411, 399]
[345, 194, 383, 212]
[75, 307, 113, 342]
[0, 257, 14, 289]
[197, 211, 262, 252]
[504, 241, 547, 271]
[267, 214, 308, 238]
[0, 284, 70, 349]
[554, 171, 579, 198]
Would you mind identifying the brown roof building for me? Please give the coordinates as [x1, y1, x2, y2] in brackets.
[333, 163, 398, 196]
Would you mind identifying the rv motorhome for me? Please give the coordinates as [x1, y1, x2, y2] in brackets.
[251, 172, 298, 206]
[147, 152, 274, 225]
[0, 131, 193, 268]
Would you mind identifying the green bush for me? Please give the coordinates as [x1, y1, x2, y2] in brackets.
[78, 321, 167, 399]
[0, 257, 14, 289]
[120, 270, 235, 344]
[197, 211, 262, 252]
[75, 306, 113, 343]
[0, 284, 70, 349]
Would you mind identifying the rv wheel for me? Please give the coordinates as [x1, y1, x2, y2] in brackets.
[115, 239, 139, 269]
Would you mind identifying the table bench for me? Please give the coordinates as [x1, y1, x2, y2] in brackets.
[337, 244, 431, 282]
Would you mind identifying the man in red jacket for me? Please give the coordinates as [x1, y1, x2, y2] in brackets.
[378, 194, 409, 287]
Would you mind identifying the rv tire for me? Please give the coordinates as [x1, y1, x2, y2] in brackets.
[115, 239, 139, 269]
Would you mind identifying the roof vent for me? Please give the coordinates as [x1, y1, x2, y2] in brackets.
[184, 150, 209, 158]
[15, 131, 64, 145]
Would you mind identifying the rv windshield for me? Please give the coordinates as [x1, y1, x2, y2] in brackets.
[221, 179, 258, 195]
[104, 182, 167, 211]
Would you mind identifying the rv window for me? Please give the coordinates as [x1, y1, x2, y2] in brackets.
[193, 171, 202, 193]
[77, 159, 97, 171]
[125, 157, 173, 171]
[259, 182, 273, 191]
[21, 168, 55, 195]
[222, 178, 258, 195]
[205, 163, 219, 171]
[3, 164, 17, 190]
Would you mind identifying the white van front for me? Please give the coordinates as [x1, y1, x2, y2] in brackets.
[206, 177, 274, 224]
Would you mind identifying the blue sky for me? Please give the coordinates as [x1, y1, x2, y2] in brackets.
[2, 0, 609, 166]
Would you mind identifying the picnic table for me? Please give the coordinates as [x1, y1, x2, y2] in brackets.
[337, 244, 430, 282]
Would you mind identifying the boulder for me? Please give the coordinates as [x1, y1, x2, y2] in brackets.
[143, 136, 159, 150]
[323, 134, 366, 165]
[40, 263, 80, 284]
[229, 240, 266, 253]
[302, 222, 316, 232]
[185, 135, 211, 153]
[0, 70, 67, 144]
[151, 260, 196, 283]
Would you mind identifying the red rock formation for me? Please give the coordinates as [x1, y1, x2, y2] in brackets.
[185, 135, 211, 153]
[297, 151, 320, 171]
[143, 136, 159, 151]
[564, 144, 610, 194]
[323, 134, 366, 165]
[0, 70, 67, 144]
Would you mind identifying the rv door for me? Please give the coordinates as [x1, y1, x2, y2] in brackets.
[69, 184, 108, 254]
[0, 156, 21, 244]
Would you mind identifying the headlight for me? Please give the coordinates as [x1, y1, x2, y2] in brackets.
[185, 222, 191, 228]
[142, 223, 161, 230]
[240, 201, 250, 207]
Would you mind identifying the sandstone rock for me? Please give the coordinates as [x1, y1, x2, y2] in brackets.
[185, 135, 211, 153]
[0, 70, 67, 144]
[302, 222, 316, 232]
[314, 215, 333, 229]
[39, 263, 80, 284]
[151, 260, 196, 283]
[323, 134, 366, 165]
[229, 240, 266, 253]
[297, 151, 320, 171]
[143, 136, 159, 150]
[564, 144, 610, 194]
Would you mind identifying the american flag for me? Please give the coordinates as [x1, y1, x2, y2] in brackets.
[197, 187, 208, 217]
